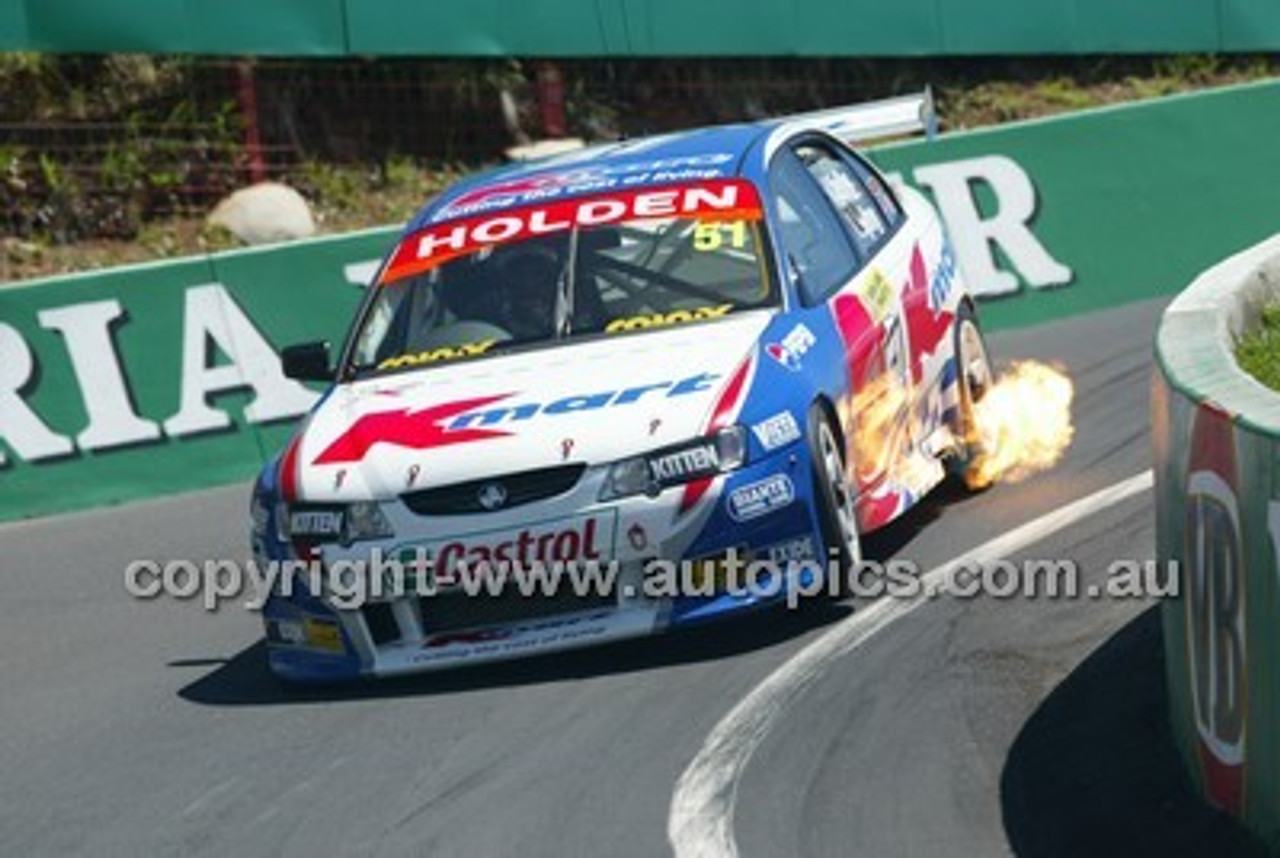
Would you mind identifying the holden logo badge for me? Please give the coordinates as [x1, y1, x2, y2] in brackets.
[477, 482, 508, 511]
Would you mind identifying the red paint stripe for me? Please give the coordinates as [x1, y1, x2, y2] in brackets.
[279, 434, 302, 503]
[277, 434, 322, 561]
[680, 353, 754, 513]
[707, 356, 752, 434]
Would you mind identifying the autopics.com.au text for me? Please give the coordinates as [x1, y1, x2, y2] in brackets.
[123, 548, 1179, 611]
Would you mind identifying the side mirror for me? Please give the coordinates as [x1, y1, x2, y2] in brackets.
[281, 341, 334, 382]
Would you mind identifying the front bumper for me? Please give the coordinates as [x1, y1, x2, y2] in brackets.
[256, 448, 826, 681]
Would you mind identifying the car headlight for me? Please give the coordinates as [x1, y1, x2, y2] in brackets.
[599, 425, 748, 501]
[276, 500, 394, 545]
[341, 501, 395, 544]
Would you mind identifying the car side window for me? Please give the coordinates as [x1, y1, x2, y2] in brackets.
[794, 141, 892, 260]
[768, 149, 859, 306]
[845, 150, 905, 229]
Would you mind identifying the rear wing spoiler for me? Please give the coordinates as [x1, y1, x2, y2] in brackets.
[780, 87, 938, 145]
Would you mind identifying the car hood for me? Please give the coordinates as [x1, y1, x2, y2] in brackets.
[290, 312, 770, 501]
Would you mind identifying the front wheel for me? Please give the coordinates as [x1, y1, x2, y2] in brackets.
[807, 405, 861, 596]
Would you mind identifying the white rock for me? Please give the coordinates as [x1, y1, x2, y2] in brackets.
[505, 138, 586, 162]
[208, 182, 316, 245]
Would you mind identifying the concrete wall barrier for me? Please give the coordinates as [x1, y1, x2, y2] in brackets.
[1154, 233, 1280, 844]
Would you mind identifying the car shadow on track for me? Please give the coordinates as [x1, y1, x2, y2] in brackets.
[1000, 605, 1264, 857]
[176, 600, 854, 707]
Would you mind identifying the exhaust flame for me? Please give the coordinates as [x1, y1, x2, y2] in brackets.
[849, 373, 910, 484]
[966, 360, 1074, 489]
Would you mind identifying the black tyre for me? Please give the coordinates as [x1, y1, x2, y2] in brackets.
[948, 301, 994, 489]
[807, 405, 861, 597]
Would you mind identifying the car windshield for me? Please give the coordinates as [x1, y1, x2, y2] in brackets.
[347, 179, 776, 376]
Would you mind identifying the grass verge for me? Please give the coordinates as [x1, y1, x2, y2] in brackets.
[1236, 306, 1280, 392]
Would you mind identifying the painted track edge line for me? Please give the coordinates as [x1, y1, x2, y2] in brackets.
[667, 469, 1155, 858]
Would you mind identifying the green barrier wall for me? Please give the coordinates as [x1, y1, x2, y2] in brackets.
[874, 79, 1280, 332]
[1154, 235, 1280, 847]
[1, 79, 1279, 522]
[3, 0, 1280, 55]
[0, 227, 393, 521]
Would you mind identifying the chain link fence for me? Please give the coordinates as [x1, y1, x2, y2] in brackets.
[2, 53, 1271, 244]
[0, 55, 957, 242]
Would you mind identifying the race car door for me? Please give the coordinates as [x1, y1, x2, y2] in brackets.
[767, 140, 914, 523]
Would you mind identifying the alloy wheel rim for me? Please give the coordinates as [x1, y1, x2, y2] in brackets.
[819, 422, 860, 565]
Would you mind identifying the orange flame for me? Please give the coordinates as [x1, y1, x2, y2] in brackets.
[849, 373, 910, 484]
[965, 360, 1074, 489]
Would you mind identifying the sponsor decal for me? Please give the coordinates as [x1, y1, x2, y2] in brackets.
[271, 618, 345, 653]
[929, 243, 958, 312]
[398, 512, 617, 583]
[727, 474, 795, 522]
[438, 152, 737, 218]
[304, 618, 344, 653]
[288, 507, 344, 538]
[384, 180, 763, 284]
[418, 609, 615, 655]
[765, 323, 816, 372]
[313, 394, 513, 465]
[902, 245, 955, 385]
[604, 303, 733, 334]
[832, 243, 955, 396]
[751, 411, 801, 451]
[313, 373, 720, 465]
[1184, 403, 1245, 816]
[859, 269, 896, 324]
[422, 628, 512, 649]
[766, 536, 816, 564]
[650, 443, 720, 482]
[375, 340, 497, 372]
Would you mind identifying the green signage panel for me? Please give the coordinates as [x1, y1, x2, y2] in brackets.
[873, 80, 1280, 332]
[1222, 0, 1280, 50]
[5, 0, 1280, 55]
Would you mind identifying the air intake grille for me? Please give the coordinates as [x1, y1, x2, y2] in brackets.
[401, 464, 586, 515]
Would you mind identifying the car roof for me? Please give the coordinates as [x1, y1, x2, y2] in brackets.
[405, 121, 789, 233]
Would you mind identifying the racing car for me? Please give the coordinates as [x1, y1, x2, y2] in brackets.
[251, 91, 994, 681]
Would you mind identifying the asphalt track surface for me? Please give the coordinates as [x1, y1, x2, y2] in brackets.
[0, 298, 1263, 857]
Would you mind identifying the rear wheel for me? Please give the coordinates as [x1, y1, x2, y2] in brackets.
[948, 302, 994, 489]
[807, 405, 861, 596]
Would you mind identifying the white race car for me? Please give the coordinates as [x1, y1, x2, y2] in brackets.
[251, 93, 993, 680]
